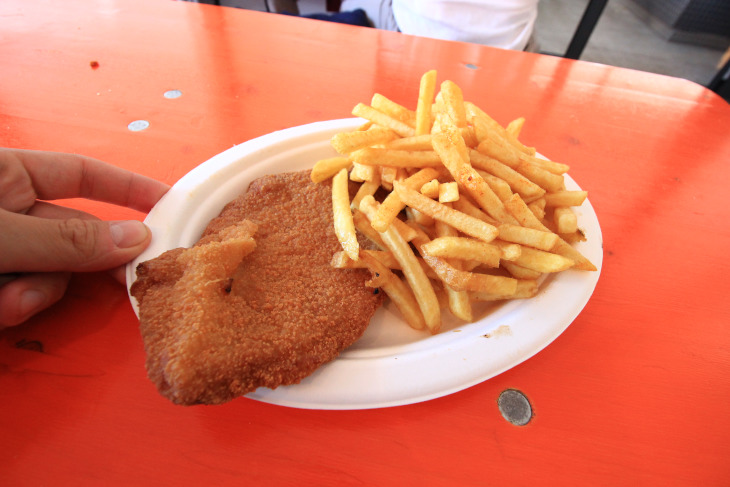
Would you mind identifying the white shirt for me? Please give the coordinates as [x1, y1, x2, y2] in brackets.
[342, 0, 539, 51]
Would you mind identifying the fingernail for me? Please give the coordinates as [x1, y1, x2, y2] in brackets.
[110, 221, 149, 248]
[20, 289, 46, 318]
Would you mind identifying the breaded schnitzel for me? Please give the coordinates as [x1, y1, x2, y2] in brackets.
[131, 170, 382, 405]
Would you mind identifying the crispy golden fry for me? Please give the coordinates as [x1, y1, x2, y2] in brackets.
[332, 249, 440, 280]
[332, 168, 359, 260]
[360, 196, 441, 332]
[504, 194, 596, 271]
[554, 207, 578, 234]
[497, 223, 559, 251]
[477, 132, 569, 176]
[432, 218, 473, 322]
[432, 131, 518, 224]
[478, 171, 513, 203]
[500, 261, 542, 280]
[352, 103, 415, 138]
[451, 196, 500, 226]
[311, 156, 352, 183]
[513, 246, 574, 273]
[493, 240, 522, 261]
[394, 181, 498, 242]
[544, 190, 588, 207]
[405, 206, 435, 227]
[424, 255, 518, 295]
[420, 179, 440, 198]
[438, 181, 459, 203]
[467, 106, 535, 156]
[349, 162, 377, 183]
[440, 80, 468, 128]
[370, 167, 442, 232]
[469, 149, 545, 200]
[360, 251, 426, 331]
[505, 117, 525, 138]
[351, 173, 381, 210]
[528, 198, 546, 220]
[352, 209, 387, 250]
[421, 236, 502, 268]
[351, 147, 442, 168]
[331, 127, 398, 155]
[371, 93, 417, 128]
[416, 70, 438, 136]
[470, 279, 538, 300]
[385, 134, 435, 151]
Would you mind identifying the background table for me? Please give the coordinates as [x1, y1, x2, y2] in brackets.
[2, 0, 729, 485]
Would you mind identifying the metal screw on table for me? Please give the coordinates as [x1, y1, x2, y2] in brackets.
[127, 120, 149, 132]
[498, 389, 532, 426]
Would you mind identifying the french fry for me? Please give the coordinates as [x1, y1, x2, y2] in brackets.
[405, 206, 435, 227]
[467, 106, 535, 156]
[493, 240, 522, 261]
[469, 149, 545, 200]
[370, 167, 442, 232]
[505, 194, 596, 271]
[416, 70, 438, 136]
[351, 147, 442, 168]
[360, 196, 441, 333]
[470, 279, 538, 300]
[311, 156, 351, 183]
[332, 249, 440, 280]
[332, 168, 359, 260]
[432, 131, 518, 224]
[420, 179, 440, 198]
[352, 103, 415, 138]
[424, 255, 518, 295]
[497, 223, 559, 251]
[544, 190, 588, 207]
[360, 251, 426, 331]
[352, 209, 387, 250]
[506, 117, 525, 138]
[349, 162, 376, 183]
[439, 80, 468, 128]
[351, 172, 381, 209]
[501, 260, 543, 280]
[438, 182, 459, 203]
[421, 236, 502, 268]
[513, 246, 575, 273]
[371, 93, 417, 128]
[432, 218, 473, 322]
[554, 207, 578, 234]
[331, 127, 398, 154]
[394, 181, 498, 242]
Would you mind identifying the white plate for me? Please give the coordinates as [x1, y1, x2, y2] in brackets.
[127, 118, 603, 410]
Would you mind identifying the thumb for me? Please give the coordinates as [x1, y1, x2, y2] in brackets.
[0, 211, 152, 273]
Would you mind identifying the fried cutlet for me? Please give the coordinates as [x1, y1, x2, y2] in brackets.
[130, 170, 382, 406]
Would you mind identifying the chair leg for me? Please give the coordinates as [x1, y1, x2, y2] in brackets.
[265, 0, 299, 14]
[564, 0, 608, 60]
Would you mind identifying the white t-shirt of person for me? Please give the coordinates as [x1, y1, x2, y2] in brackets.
[340, 0, 539, 51]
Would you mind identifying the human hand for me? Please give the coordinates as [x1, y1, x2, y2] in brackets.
[0, 148, 170, 328]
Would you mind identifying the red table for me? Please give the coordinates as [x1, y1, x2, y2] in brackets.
[2, 0, 729, 485]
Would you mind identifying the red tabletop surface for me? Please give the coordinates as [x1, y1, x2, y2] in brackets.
[2, 0, 729, 485]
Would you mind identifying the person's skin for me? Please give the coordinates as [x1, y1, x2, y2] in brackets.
[0, 148, 170, 328]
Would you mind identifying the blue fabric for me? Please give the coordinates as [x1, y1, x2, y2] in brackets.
[281, 9, 371, 27]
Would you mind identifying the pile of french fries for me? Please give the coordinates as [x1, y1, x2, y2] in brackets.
[312, 70, 596, 334]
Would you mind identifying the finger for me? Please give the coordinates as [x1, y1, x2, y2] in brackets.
[0, 272, 71, 328]
[26, 200, 101, 220]
[0, 210, 152, 274]
[4, 148, 170, 212]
